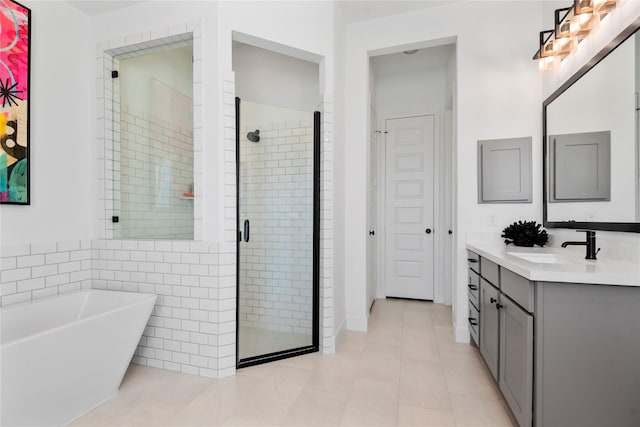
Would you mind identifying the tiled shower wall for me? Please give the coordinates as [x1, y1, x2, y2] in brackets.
[116, 108, 194, 240]
[0, 239, 235, 378]
[238, 119, 314, 335]
[0, 241, 92, 307]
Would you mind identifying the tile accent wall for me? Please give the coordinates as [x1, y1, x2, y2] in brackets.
[238, 119, 314, 336]
[0, 241, 92, 307]
[320, 96, 335, 353]
[0, 238, 233, 379]
[91, 239, 220, 377]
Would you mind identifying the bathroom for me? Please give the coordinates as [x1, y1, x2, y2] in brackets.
[1, 0, 639, 425]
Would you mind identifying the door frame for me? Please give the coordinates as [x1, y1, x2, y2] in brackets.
[376, 111, 446, 302]
[235, 97, 320, 368]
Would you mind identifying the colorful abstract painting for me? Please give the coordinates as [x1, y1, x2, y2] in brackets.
[0, 0, 29, 204]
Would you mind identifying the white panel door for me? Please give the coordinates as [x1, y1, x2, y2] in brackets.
[385, 115, 435, 300]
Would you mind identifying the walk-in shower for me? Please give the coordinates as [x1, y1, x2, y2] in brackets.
[236, 98, 319, 367]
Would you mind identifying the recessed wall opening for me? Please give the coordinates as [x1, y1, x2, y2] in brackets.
[368, 42, 456, 308]
[108, 36, 195, 240]
[232, 40, 321, 367]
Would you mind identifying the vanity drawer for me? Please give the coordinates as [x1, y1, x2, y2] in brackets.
[480, 257, 500, 287]
[467, 250, 480, 273]
[501, 267, 534, 313]
[468, 269, 480, 309]
[468, 301, 479, 345]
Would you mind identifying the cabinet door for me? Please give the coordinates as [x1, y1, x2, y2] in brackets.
[499, 296, 533, 427]
[477, 137, 532, 203]
[479, 279, 499, 381]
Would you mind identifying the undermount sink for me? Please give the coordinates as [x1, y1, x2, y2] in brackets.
[509, 252, 575, 264]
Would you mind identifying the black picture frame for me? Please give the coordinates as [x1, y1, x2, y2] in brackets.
[0, 0, 31, 205]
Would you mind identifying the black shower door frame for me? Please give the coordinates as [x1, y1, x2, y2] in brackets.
[235, 97, 320, 368]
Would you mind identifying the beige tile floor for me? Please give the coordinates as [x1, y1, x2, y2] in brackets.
[70, 299, 516, 427]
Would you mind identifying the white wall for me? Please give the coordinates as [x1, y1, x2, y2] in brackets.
[332, 1, 347, 340]
[344, 1, 543, 337]
[233, 42, 320, 111]
[375, 69, 447, 117]
[0, 1, 93, 246]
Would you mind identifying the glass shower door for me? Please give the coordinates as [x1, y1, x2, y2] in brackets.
[112, 40, 194, 240]
[236, 98, 319, 366]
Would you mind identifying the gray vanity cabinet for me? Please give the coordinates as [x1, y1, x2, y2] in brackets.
[499, 296, 533, 427]
[479, 278, 500, 381]
[468, 249, 640, 427]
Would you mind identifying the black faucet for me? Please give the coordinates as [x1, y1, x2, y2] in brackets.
[561, 230, 600, 260]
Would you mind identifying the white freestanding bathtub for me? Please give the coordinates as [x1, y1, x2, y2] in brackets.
[0, 290, 157, 426]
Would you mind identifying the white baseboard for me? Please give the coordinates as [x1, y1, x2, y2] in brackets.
[334, 318, 346, 350]
[346, 316, 368, 332]
[454, 325, 470, 344]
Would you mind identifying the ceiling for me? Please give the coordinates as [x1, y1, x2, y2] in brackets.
[370, 44, 455, 77]
[338, 0, 459, 24]
[67, 0, 457, 21]
[67, 1, 145, 16]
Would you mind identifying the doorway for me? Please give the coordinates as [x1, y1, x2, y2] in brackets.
[369, 43, 456, 304]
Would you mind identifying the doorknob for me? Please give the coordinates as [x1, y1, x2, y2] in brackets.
[425, 228, 432, 234]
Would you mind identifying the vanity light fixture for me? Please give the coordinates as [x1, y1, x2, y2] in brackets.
[533, 0, 617, 70]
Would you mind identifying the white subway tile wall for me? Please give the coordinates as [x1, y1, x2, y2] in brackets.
[91, 239, 222, 377]
[0, 239, 232, 379]
[116, 108, 194, 240]
[238, 120, 314, 336]
[320, 97, 335, 353]
[0, 241, 92, 307]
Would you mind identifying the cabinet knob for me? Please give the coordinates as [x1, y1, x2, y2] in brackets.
[468, 284, 478, 291]
[468, 317, 478, 326]
[467, 258, 479, 263]
[425, 228, 432, 234]
[490, 297, 497, 303]
[496, 303, 503, 309]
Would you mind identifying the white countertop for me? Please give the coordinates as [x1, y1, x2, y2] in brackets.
[466, 243, 640, 286]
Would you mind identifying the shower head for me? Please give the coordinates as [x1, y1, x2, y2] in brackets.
[247, 129, 260, 143]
